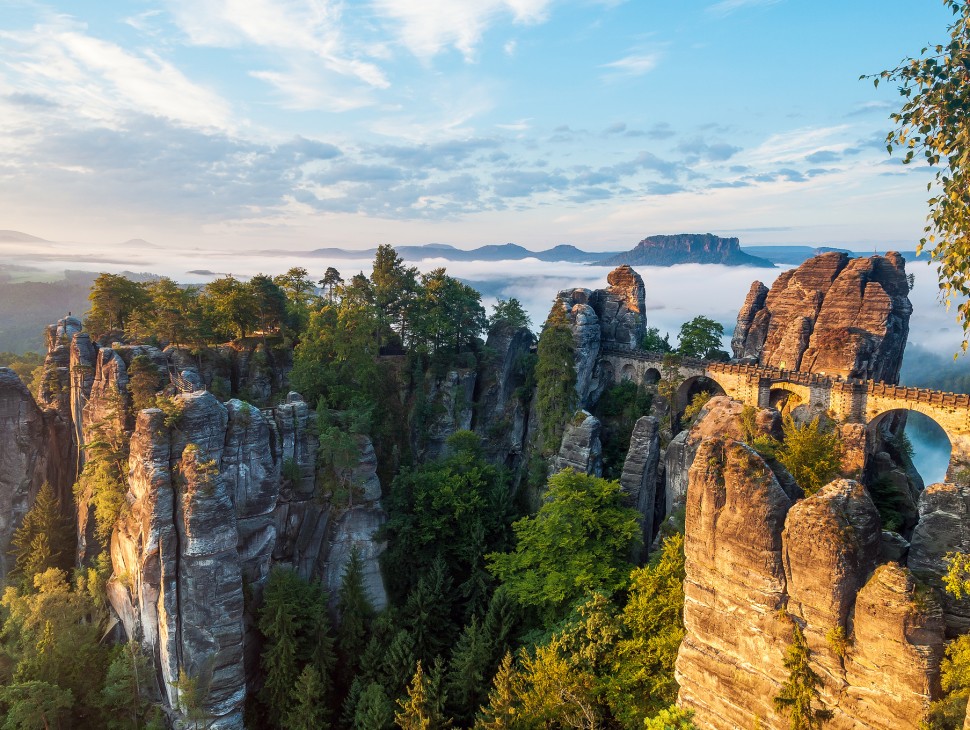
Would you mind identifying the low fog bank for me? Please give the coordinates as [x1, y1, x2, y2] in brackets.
[4, 247, 969, 486]
[3, 247, 966, 357]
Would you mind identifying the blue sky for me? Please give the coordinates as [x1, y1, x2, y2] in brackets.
[0, 0, 956, 251]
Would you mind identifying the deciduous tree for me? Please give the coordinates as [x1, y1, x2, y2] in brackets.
[873, 0, 970, 351]
[487, 470, 640, 626]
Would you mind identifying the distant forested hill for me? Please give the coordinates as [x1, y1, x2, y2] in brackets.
[0, 268, 158, 352]
[0, 269, 94, 352]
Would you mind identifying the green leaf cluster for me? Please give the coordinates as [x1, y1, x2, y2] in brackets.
[487, 469, 641, 626]
[873, 0, 970, 353]
[534, 302, 577, 455]
[257, 568, 335, 728]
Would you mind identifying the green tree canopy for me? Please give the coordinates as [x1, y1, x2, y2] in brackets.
[202, 275, 259, 339]
[10, 483, 73, 589]
[85, 273, 151, 337]
[381, 431, 515, 614]
[676, 316, 726, 359]
[641, 326, 673, 353]
[776, 415, 842, 497]
[487, 470, 641, 627]
[488, 298, 531, 333]
[257, 567, 335, 727]
[534, 301, 577, 454]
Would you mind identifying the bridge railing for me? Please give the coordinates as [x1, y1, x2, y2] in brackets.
[600, 345, 970, 406]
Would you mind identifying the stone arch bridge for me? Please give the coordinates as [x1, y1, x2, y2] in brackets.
[598, 346, 970, 480]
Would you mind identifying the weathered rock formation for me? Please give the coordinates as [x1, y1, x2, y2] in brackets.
[551, 265, 646, 408]
[323, 434, 388, 612]
[600, 233, 776, 268]
[909, 482, 970, 635]
[732, 252, 912, 383]
[676, 438, 794, 726]
[473, 324, 535, 470]
[619, 415, 661, 557]
[676, 436, 946, 729]
[419, 369, 477, 461]
[664, 396, 787, 517]
[551, 411, 603, 476]
[0, 368, 55, 580]
[107, 387, 388, 727]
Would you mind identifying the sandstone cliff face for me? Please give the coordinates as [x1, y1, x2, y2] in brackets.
[0, 368, 53, 580]
[591, 265, 646, 349]
[419, 369, 477, 461]
[323, 434, 388, 612]
[909, 482, 970, 635]
[473, 325, 536, 470]
[732, 252, 912, 383]
[550, 265, 647, 408]
[664, 396, 785, 518]
[782, 479, 881, 685]
[164, 341, 293, 405]
[555, 288, 602, 407]
[676, 438, 794, 727]
[619, 415, 661, 555]
[109, 393, 246, 729]
[676, 436, 946, 729]
[841, 563, 945, 729]
[551, 411, 603, 476]
[109, 389, 389, 727]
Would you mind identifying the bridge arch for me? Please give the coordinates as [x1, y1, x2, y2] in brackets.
[642, 367, 661, 386]
[619, 363, 636, 382]
[675, 375, 726, 425]
[767, 381, 814, 421]
[867, 408, 952, 485]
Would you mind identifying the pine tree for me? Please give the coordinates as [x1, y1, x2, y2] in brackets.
[258, 580, 300, 723]
[534, 300, 577, 454]
[446, 617, 490, 724]
[336, 547, 375, 688]
[10, 483, 73, 589]
[773, 622, 833, 730]
[354, 681, 394, 730]
[401, 561, 455, 664]
[100, 642, 155, 730]
[0, 680, 74, 730]
[395, 661, 450, 730]
[284, 665, 328, 730]
[481, 590, 518, 669]
[474, 653, 519, 730]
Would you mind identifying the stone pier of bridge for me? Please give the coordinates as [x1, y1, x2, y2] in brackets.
[598, 346, 970, 481]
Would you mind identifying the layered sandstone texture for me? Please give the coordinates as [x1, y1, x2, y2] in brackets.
[0, 368, 54, 579]
[909, 482, 970, 634]
[676, 437, 945, 729]
[473, 324, 536, 470]
[108, 391, 388, 728]
[619, 415, 661, 556]
[732, 252, 912, 383]
[551, 411, 603, 476]
[664, 396, 787, 516]
[551, 265, 646, 407]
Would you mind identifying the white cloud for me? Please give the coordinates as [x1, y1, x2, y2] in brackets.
[600, 52, 660, 77]
[707, 0, 782, 16]
[163, 0, 389, 110]
[743, 125, 852, 166]
[504, 39, 518, 56]
[0, 19, 234, 131]
[370, 0, 553, 59]
[496, 118, 532, 131]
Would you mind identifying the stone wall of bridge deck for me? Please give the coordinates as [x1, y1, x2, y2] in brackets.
[598, 346, 970, 480]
